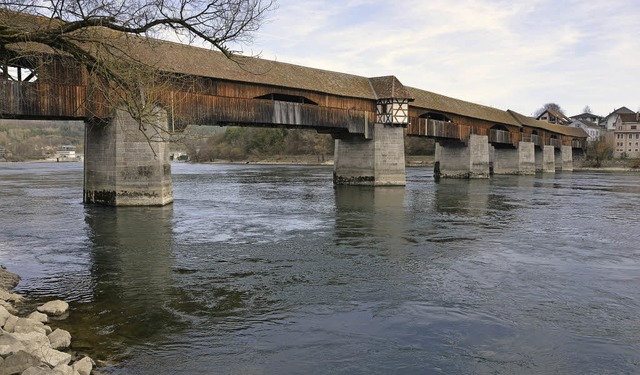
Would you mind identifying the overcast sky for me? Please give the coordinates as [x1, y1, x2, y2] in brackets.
[242, 0, 639, 117]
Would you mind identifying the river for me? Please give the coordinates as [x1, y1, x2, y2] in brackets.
[1, 162, 640, 374]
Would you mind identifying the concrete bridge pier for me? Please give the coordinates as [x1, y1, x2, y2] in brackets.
[491, 141, 536, 175]
[555, 145, 574, 171]
[434, 134, 490, 178]
[535, 145, 556, 173]
[333, 123, 406, 186]
[84, 108, 173, 206]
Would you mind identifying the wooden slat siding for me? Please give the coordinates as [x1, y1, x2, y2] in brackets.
[531, 134, 541, 146]
[408, 107, 511, 138]
[407, 106, 520, 147]
[407, 118, 465, 140]
[489, 129, 512, 145]
[200, 79, 376, 112]
[162, 90, 375, 132]
[0, 81, 115, 119]
[572, 139, 586, 149]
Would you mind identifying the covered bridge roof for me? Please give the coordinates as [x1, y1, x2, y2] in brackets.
[1, 11, 590, 140]
[406, 86, 521, 127]
[508, 110, 589, 138]
[132, 37, 383, 99]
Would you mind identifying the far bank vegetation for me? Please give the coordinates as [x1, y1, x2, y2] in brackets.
[0, 122, 435, 162]
[180, 127, 435, 162]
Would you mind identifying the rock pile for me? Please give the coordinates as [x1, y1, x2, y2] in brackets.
[0, 268, 94, 375]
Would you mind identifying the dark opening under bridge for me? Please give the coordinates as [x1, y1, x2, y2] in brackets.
[0, 31, 588, 206]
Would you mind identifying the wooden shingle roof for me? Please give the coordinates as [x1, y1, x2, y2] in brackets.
[618, 113, 640, 123]
[508, 110, 588, 138]
[368, 76, 413, 100]
[123, 37, 380, 100]
[406, 86, 521, 127]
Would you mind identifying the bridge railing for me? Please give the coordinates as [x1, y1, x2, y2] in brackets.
[0, 81, 112, 119]
[165, 91, 376, 132]
[548, 138, 562, 148]
[407, 118, 464, 139]
[530, 134, 542, 146]
[427, 119, 464, 139]
[572, 139, 586, 149]
[0, 81, 92, 118]
[489, 129, 513, 145]
[407, 117, 496, 143]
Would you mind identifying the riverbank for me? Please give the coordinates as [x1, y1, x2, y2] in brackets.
[574, 159, 640, 172]
[0, 268, 95, 375]
[180, 154, 436, 166]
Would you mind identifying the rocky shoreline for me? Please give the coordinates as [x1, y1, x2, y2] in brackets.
[0, 268, 94, 375]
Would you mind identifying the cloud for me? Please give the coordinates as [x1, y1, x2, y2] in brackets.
[249, 0, 640, 116]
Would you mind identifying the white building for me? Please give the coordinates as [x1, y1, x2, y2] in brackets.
[570, 112, 602, 125]
[570, 120, 600, 142]
[56, 145, 77, 159]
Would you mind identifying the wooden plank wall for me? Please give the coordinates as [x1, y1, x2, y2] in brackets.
[0, 55, 586, 148]
[162, 90, 375, 133]
[408, 109, 581, 148]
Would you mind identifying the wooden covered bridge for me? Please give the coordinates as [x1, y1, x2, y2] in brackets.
[0, 27, 587, 206]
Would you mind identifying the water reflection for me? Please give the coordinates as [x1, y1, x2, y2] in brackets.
[434, 179, 490, 216]
[5, 164, 640, 374]
[56, 206, 188, 362]
[333, 186, 406, 250]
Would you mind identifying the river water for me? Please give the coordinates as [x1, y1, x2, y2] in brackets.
[1, 162, 640, 374]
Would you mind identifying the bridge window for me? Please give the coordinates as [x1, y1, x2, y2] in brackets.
[255, 93, 318, 105]
[1, 64, 38, 82]
[419, 112, 452, 122]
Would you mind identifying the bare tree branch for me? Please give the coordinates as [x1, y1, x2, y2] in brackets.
[0, 0, 275, 140]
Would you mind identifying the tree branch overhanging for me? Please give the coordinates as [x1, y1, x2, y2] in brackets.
[0, 0, 276, 140]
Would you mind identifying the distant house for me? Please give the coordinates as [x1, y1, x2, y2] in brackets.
[0, 146, 5, 158]
[570, 112, 602, 125]
[570, 120, 600, 142]
[601, 107, 634, 131]
[56, 145, 76, 159]
[613, 112, 640, 158]
[537, 109, 572, 125]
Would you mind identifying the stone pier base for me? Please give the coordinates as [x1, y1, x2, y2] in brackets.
[555, 145, 574, 171]
[492, 141, 535, 175]
[435, 134, 490, 178]
[84, 108, 173, 206]
[333, 123, 406, 186]
[535, 145, 556, 173]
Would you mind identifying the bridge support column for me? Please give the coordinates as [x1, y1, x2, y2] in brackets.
[333, 123, 406, 186]
[492, 142, 535, 175]
[535, 145, 555, 173]
[84, 108, 173, 206]
[555, 145, 573, 171]
[434, 134, 490, 178]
